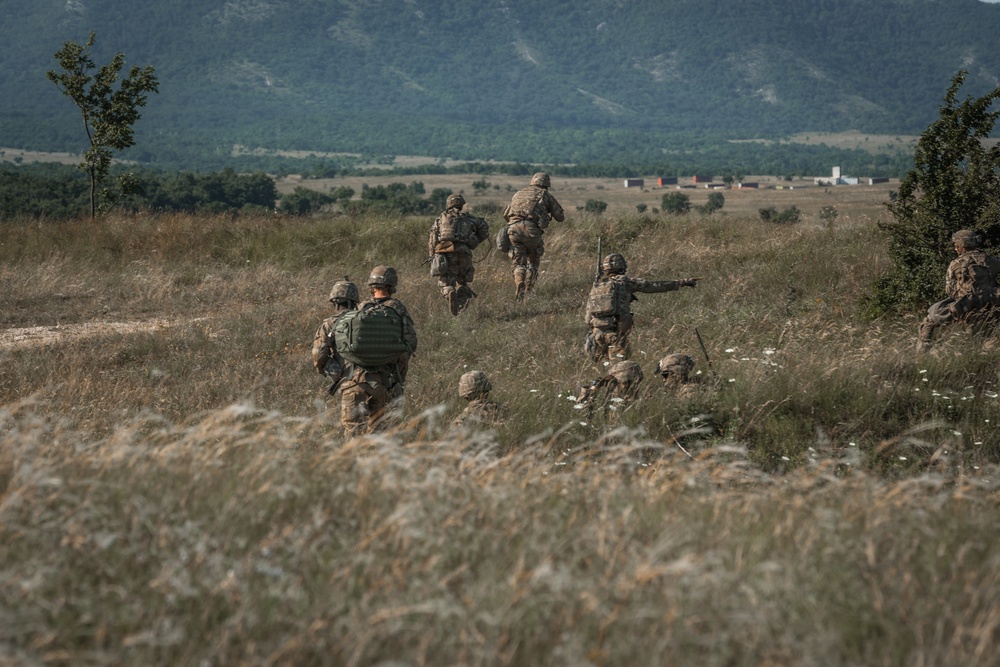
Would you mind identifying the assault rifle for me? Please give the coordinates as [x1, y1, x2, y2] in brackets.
[695, 328, 722, 388]
[594, 236, 603, 285]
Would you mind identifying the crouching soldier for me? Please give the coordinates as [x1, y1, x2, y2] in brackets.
[428, 194, 490, 315]
[585, 253, 698, 363]
[918, 229, 1000, 350]
[453, 370, 509, 427]
[336, 266, 418, 437]
[656, 353, 702, 399]
[577, 360, 644, 424]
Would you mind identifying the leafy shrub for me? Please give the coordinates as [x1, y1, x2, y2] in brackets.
[661, 192, 691, 215]
[584, 199, 608, 214]
[697, 192, 725, 215]
[868, 71, 1000, 314]
[759, 206, 800, 224]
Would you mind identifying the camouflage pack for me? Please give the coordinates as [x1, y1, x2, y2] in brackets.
[333, 302, 411, 367]
[586, 277, 629, 319]
[495, 224, 512, 253]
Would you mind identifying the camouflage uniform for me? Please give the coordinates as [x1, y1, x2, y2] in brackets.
[501, 172, 565, 300]
[312, 279, 359, 390]
[428, 194, 490, 315]
[918, 230, 1000, 350]
[577, 360, 644, 424]
[340, 267, 419, 437]
[585, 254, 698, 363]
[453, 370, 509, 427]
[656, 353, 701, 399]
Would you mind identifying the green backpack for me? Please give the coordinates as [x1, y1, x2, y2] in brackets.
[333, 302, 410, 367]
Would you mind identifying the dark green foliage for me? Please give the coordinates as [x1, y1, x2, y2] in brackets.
[584, 199, 608, 214]
[759, 206, 801, 224]
[867, 72, 1000, 314]
[0, 164, 89, 219]
[697, 192, 725, 215]
[0, 165, 277, 217]
[819, 205, 839, 224]
[280, 187, 334, 215]
[46, 33, 158, 220]
[661, 192, 691, 215]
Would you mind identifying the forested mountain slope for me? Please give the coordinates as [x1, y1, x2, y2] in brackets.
[2, 0, 999, 168]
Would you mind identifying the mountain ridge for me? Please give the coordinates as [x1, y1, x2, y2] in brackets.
[1, 0, 999, 169]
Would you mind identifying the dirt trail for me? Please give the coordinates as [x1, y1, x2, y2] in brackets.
[0, 318, 198, 351]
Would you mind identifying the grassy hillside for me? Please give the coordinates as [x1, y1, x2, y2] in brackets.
[2, 0, 1000, 169]
[3, 202, 1000, 663]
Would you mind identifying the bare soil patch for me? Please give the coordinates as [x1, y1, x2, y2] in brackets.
[0, 318, 204, 351]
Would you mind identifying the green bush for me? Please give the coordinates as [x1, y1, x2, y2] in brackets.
[868, 71, 1000, 314]
[661, 192, 691, 215]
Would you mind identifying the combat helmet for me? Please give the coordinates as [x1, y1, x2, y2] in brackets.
[657, 353, 695, 381]
[328, 279, 359, 306]
[602, 253, 627, 274]
[446, 193, 466, 210]
[530, 172, 551, 188]
[952, 229, 983, 249]
[459, 370, 492, 400]
[368, 265, 399, 293]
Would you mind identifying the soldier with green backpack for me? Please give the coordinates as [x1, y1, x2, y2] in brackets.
[584, 253, 698, 363]
[335, 265, 418, 437]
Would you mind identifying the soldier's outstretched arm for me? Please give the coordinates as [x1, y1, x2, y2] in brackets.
[631, 277, 698, 293]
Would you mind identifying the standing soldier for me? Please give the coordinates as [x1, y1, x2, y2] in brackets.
[428, 193, 490, 315]
[918, 229, 1000, 350]
[501, 172, 565, 301]
[338, 266, 418, 437]
[585, 253, 698, 363]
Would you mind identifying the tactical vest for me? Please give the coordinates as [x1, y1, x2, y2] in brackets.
[507, 187, 546, 223]
[586, 277, 630, 320]
[436, 211, 466, 244]
[965, 251, 1000, 304]
[333, 302, 411, 367]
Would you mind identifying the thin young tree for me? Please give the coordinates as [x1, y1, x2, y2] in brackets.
[47, 32, 158, 220]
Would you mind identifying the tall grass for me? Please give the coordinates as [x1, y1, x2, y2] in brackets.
[3, 209, 1000, 663]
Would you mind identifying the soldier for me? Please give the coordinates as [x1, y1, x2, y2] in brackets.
[584, 253, 698, 363]
[577, 360, 644, 424]
[428, 193, 490, 315]
[917, 229, 1000, 350]
[311, 278, 359, 387]
[501, 172, 565, 300]
[339, 266, 418, 437]
[656, 353, 701, 399]
[453, 370, 509, 427]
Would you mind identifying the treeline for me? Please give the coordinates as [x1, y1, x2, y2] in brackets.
[0, 165, 278, 219]
[0, 165, 462, 219]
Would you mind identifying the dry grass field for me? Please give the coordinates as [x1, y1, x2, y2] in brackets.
[3, 195, 1000, 665]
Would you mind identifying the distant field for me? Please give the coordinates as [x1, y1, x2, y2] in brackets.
[279, 172, 898, 223]
[0, 146, 82, 165]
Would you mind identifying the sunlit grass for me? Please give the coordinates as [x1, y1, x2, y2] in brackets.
[3, 207, 1000, 663]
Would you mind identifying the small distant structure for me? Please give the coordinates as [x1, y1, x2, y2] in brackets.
[692, 175, 713, 184]
[704, 183, 726, 189]
[816, 166, 854, 186]
[624, 178, 644, 188]
[657, 177, 677, 186]
[868, 177, 889, 185]
[736, 182, 759, 189]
